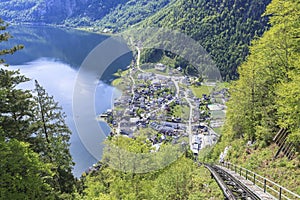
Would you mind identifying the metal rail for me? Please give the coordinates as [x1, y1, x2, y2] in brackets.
[206, 164, 261, 200]
[222, 162, 300, 200]
[205, 164, 236, 200]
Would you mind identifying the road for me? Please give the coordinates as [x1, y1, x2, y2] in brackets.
[123, 41, 218, 151]
[183, 91, 195, 150]
[134, 43, 195, 149]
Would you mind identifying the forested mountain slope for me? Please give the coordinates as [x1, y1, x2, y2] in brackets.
[78, 137, 223, 199]
[66, 0, 171, 32]
[222, 0, 300, 151]
[205, 0, 300, 193]
[136, 0, 271, 80]
[0, 0, 127, 24]
[0, 0, 171, 31]
[0, 0, 271, 79]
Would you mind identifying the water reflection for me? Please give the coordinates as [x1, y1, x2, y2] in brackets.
[10, 58, 114, 177]
[4, 25, 108, 68]
[3, 25, 132, 177]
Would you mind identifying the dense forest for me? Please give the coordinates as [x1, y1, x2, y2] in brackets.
[0, 0, 271, 80]
[220, 0, 300, 154]
[79, 137, 223, 199]
[0, 0, 126, 24]
[137, 0, 271, 80]
[203, 0, 300, 194]
[66, 0, 171, 32]
[0, 0, 170, 31]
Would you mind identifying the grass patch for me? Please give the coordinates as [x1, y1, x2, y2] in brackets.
[159, 55, 176, 68]
[178, 83, 188, 89]
[211, 110, 226, 119]
[113, 69, 129, 77]
[215, 81, 230, 90]
[212, 127, 222, 135]
[172, 105, 190, 120]
[144, 68, 169, 76]
[190, 85, 214, 98]
[212, 138, 300, 195]
[111, 78, 122, 86]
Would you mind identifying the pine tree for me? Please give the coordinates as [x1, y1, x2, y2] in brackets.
[0, 18, 74, 198]
[0, 69, 34, 141]
[0, 18, 23, 66]
[32, 80, 75, 195]
[0, 19, 31, 141]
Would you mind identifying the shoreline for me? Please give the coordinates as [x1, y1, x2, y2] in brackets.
[8, 21, 117, 36]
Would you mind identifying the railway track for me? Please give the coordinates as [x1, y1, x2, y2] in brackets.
[205, 164, 261, 200]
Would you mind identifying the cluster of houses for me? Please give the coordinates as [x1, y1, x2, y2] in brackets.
[114, 73, 177, 117]
[150, 121, 186, 135]
[98, 62, 228, 155]
[148, 121, 187, 146]
[211, 88, 230, 104]
[100, 71, 195, 145]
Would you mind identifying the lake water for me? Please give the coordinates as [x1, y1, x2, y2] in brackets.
[3, 25, 132, 177]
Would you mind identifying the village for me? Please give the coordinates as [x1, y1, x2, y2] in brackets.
[98, 58, 229, 156]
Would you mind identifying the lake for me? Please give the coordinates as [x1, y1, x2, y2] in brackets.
[3, 25, 132, 177]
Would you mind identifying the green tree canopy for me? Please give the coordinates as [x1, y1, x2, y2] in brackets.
[0, 138, 54, 200]
[222, 0, 300, 147]
[32, 80, 75, 194]
[0, 19, 76, 199]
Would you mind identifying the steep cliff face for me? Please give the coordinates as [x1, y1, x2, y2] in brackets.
[0, 0, 128, 24]
[0, 0, 74, 23]
[44, 0, 77, 19]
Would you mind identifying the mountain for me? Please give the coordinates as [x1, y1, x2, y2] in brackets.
[0, 0, 78, 23]
[0, 0, 271, 79]
[0, 0, 129, 24]
[136, 0, 271, 80]
[66, 0, 171, 32]
[0, 0, 171, 31]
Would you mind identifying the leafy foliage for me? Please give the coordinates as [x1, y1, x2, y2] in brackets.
[0, 139, 54, 200]
[32, 80, 75, 194]
[208, 0, 300, 193]
[0, 69, 33, 141]
[223, 0, 300, 145]
[0, 19, 23, 65]
[81, 136, 223, 199]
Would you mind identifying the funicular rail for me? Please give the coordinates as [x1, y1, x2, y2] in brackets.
[221, 162, 300, 200]
[205, 164, 261, 200]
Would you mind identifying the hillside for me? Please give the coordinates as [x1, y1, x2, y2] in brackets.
[1, 0, 300, 199]
[136, 0, 271, 80]
[0, 0, 127, 24]
[66, 0, 171, 32]
[78, 137, 223, 199]
[0, 0, 271, 79]
[204, 0, 300, 194]
[0, 0, 170, 32]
